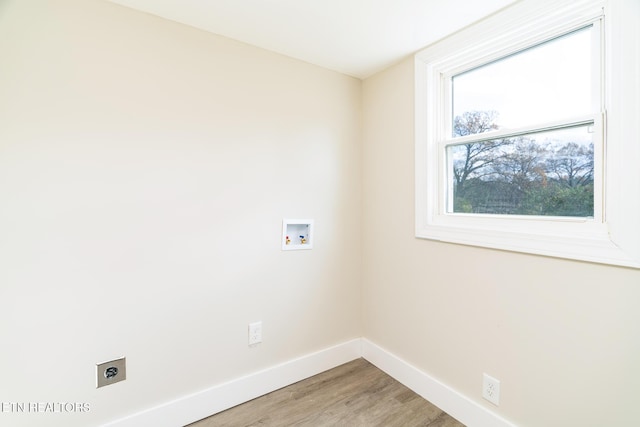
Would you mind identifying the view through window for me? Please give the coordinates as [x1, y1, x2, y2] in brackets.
[447, 26, 595, 217]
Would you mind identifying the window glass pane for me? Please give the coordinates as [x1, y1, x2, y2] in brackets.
[452, 26, 592, 136]
[448, 125, 594, 217]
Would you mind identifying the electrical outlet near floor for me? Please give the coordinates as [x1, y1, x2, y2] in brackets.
[96, 357, 126, 388]
[482, 373, 500, 406]
[248, 321, 262, 346]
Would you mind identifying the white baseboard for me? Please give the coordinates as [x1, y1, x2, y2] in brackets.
[361, 339, 517, 427]
[103, 338, 515, 427]
[102, 339, 362, 427]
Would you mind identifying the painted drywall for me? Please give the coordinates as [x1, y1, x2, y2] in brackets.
[0, 1, 362, 426]
[361, 51, 640, 427]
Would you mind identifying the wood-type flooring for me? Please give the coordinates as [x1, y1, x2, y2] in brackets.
[188, 358, 465, 427]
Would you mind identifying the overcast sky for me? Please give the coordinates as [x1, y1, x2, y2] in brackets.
[452, 25, 593, 132]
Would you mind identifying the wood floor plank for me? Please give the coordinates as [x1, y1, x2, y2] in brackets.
[187, 358, 465, 427]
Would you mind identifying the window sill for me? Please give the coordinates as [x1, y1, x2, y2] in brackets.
[416, 219, 640, 268]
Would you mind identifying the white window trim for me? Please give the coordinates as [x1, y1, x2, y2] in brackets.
[415, 0, 640, 268]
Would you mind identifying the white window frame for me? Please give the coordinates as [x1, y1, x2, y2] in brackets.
[415, 0, 640, 268]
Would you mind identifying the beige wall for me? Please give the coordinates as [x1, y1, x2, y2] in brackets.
[362, 57, 640, 426]
[3, 1, 640, 426]
[0, 1, 362, 426]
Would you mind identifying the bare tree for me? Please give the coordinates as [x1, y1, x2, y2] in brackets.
[493, 137, 549, 192]
[453, 110, 499, 137]
[452, 111, 509, 194]
[451, 111, 594, 216]
[546, 142, 594, 188]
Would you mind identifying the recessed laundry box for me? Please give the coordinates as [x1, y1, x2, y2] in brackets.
[282, 219, 313, 250]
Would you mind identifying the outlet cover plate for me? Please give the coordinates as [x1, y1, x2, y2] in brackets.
[248, 321, 262, 346]
[482, 373, 500, 406]
[96, 357, 126, 388]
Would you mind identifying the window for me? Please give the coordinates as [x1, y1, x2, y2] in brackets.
[449, 27, 596, 218]
[415, 0, 640, 268]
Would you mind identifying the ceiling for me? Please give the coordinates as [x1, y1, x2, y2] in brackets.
[106, 0, 517, 79]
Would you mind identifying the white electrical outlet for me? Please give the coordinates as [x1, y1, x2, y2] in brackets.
[248, 321, 262, 346]
[482, 373, 500, 406]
